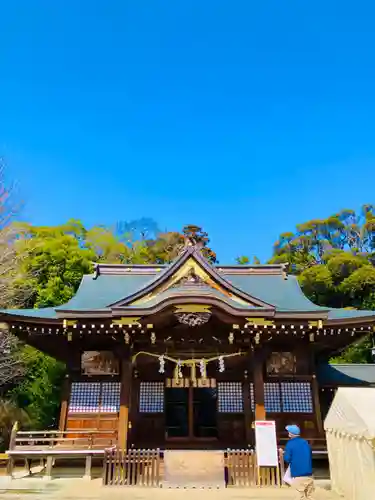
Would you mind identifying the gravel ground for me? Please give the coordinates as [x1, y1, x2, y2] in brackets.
[0, 477, 343, 500]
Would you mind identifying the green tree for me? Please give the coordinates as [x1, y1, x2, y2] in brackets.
[12, 220, 95, 308]
[237, 256, 250, 265]
[6, 221, 95, 428]
[9, 347, 65, 429]
[270, 206, 375, 273]
[271, 207, 375, 363]
[236, 256, 261, 265]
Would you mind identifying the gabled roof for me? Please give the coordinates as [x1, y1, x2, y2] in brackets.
[108, 246, 274, 309]
[1, 245, 375, 324]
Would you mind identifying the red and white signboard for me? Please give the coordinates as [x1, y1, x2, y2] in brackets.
[254, 420, 278, 467]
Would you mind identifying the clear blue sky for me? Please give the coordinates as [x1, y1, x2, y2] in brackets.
[1, 1, 375, 263]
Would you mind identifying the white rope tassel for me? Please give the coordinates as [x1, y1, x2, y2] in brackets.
[199, 359, 206, 378]
[218, 356, 225, 373]
[158, 355, 165, 374]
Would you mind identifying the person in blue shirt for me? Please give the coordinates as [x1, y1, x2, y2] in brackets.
[283, 425, 314, 499]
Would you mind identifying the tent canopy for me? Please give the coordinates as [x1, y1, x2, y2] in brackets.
[324, 387, 375, 440]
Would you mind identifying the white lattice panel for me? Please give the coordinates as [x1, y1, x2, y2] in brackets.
[139, 382, 164, 413]
[101, 382, 121, 412]
[281, 382, 313, 413]
[217, 382, 243, 413]
[264, 382, 282, 412]
[69, 382, 101, 413]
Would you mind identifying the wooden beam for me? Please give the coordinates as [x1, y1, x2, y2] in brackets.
[118, 359, 132, 451]
[253, 348, 266, 420]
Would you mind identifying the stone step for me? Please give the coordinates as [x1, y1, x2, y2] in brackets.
[163, 450, 225, 488]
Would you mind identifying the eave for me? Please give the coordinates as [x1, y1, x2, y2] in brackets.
[0, 311, 60, 325]
[325, 315, 375, 327]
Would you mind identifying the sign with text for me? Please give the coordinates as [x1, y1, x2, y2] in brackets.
[254, 420, 278, 467]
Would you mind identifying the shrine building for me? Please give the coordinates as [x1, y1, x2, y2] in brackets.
[2, 243, 375, 452]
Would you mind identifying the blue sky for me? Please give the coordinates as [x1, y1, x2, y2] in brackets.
[1, 1, 375, 263]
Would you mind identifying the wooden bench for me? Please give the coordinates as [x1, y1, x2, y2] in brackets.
[7, 448, 109, 480]
[6, 428, 118, 480]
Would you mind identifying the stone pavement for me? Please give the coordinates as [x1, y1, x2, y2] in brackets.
[0, 477, 344, 500]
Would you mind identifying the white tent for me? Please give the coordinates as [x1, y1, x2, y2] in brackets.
[324, 387, 375, 500]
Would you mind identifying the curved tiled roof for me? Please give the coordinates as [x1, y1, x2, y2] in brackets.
[222, 274, 325, 312]
[1, 247, 375, 324]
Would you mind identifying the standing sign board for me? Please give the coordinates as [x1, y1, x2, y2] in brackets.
[254, 420, 278, 467]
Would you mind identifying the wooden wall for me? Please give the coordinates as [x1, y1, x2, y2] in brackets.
[60, 342, 323, 449]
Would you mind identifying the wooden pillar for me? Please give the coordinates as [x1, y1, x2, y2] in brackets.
[310, 346, 324, 434]
[59, 375, 70, 431]
[253, 348, 266, 421]
[311, 374, 324, 434]
[118, 359, 132, 451]
[243, 373, 252, 444]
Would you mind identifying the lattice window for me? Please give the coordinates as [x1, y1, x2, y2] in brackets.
[249, 381, 313, 414]
[68, 382, 121, 414]
[217, 382, 243, 413]
[139, 382, 164, 413]
[69, 382, 101, 413]
[101, 382, 121, 413]
[264, 382, 282, 412]
[281, 382, 313, 413]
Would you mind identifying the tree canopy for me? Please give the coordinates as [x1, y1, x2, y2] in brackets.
[269, 206, 375, 363]
[269, 205, 375, 273]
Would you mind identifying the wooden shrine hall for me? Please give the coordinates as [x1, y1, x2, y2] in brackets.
[2, 242, 375, 454]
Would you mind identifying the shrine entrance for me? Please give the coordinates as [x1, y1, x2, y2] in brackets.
[165, 386, 218, 441]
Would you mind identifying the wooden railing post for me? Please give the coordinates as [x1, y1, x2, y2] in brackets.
[278, 448, 285, 485]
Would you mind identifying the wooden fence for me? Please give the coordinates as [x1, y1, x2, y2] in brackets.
[103, 448, 162, 487]
[103, 447, 285, 488]
[225, 449, 285, 487]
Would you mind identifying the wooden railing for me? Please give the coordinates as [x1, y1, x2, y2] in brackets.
[103, 448, 162, 487]
[225, 449, 285, 487]
[10, 429, 118, 451]
[279, 437, 327, 454]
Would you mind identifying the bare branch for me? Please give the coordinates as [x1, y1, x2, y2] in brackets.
[0, 326, 26, 387]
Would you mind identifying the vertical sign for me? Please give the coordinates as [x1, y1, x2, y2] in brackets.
[254, 420, 278, 466]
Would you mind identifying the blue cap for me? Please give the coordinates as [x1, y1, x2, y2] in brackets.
[286, 425, 300, 436]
